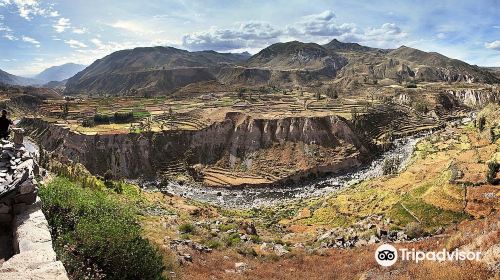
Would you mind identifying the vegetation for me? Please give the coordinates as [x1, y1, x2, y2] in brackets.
[39, 177, 166, 280]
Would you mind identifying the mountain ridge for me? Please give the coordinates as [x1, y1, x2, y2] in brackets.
[64, 40, 499, 95]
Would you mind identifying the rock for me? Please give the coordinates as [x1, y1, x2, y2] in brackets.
[435, 227, 445, 235]
[355, 239, 368, 247]
[396, 231, 407, 241]
[273, 244, 290, 256]
[241, 221, 257, 235]
[234, 262, 248, 272]
[0, 203, 10, 214]
[19, 180, 36, 195]
[368, 235, 380, 244]
[317, 229, 335, 241]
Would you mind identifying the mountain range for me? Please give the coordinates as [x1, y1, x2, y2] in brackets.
[34, 63, 86, 83]
[3, 39, 498, 93]
[64, 39, 498, 96]
[0, 63, 86, 87]
[0, 69, 39, 86]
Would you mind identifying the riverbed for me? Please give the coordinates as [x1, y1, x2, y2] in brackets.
[138, 134, 428, 209]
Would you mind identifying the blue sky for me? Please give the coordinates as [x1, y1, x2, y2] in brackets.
[0, 0, 499, 76]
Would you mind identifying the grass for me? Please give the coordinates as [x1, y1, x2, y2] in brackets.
[40, 177, 167, 280]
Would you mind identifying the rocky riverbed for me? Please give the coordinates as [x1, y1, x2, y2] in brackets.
[137, 133, 427, 209]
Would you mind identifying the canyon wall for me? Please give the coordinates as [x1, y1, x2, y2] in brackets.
[447, 87, 500, 107]
[20, 113, 369, 181]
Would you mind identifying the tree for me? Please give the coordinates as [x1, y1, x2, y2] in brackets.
[238, 88, 245, 99]
[60, 102, 69, 120]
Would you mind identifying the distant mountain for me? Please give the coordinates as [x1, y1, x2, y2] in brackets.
[323, 39, 379, 53]
[65, 40, 500, 96]
[65, 47, 251, 95]
[247, 41, 347, 71]
[35, 63, 86, 83]
[0, 69, 40, 86]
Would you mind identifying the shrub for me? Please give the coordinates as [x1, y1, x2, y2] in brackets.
[406, 81, 417, 88]
[236, 244, 257, 257]
[113, 111, 134, 123]
[179, 223, 195, 234]
[93, 113, 111, 124]
[405, 222, 425, 239]
[478, 116, 486, 132]
[412, 101, 429, 114]
[204, 239, 222, 249]
[82, 118, 95, 127]
[39, 177, 165, 280]
[486, 161, 499, 185]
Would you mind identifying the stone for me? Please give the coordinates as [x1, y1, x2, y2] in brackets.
[14, 192, 37, 205]
[19, 181, 36, 195]
[234, 262, 248, 272]
[368, 235, 380, 244]
[0, 203, 10, 214]
[355, 239, 368, 247]
[273, 244, 290, 256]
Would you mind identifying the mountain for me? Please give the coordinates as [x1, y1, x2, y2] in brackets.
[65, 40, 500, 96]
[65, 47, 251, 95]
[247, 41, 346, 70]
[35, 63, 86, 83]
[0, 69, 40, 86]
[323, 39, 379, 53]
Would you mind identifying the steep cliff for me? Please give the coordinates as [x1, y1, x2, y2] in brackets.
[21, 113, 370, 186]
[446, 87, 500, 107]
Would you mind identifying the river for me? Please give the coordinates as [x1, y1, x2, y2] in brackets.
[138, 134, 428, 209]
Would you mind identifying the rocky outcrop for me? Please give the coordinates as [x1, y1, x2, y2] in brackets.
[21, 113, 369, 183]
[0, 133, 68, 279]
[0, 199, 69, 280]
[447, 88, 500, 107]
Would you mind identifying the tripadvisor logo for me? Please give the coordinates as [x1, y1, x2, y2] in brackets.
[375, 244, 398, 267]
[375, 243, 482, 267]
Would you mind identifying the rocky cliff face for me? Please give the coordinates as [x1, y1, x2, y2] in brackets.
[447, 88, 500, 107]
[21, 114, 369, 183]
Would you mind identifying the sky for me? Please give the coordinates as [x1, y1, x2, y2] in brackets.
[0, 0, 499, 76]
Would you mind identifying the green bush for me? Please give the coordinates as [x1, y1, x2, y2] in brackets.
[39, 177, 165, 280]
[93, 114, 111, 124]
[405, 222, 425, 239]
[113, 111, 134, 123]
[486, 161, 499, 185]
[178, 223, 195, 234]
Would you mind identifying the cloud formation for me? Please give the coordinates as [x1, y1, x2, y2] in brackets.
[65, 39, 87, 48]
[53, 17, 70, 33]
[182, 10, 407, 51]
[0, 0, 59, 20]
[182, 22, 282, 51]
[485, 40, 500, 51]
[21, 35, 40, 47]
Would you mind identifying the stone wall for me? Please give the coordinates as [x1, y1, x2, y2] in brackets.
[0, 130, 68, 279]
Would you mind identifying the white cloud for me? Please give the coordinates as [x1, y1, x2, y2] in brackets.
[110, 20, 155, 34]
[485, 40, 500, 51]
[292, 10, 356, 37]
[0, 22, 17, 40]
[22, 35, 40, 47]
[90, 38, 105, 49]
[65, 39, 87, 48]
[1, 0, 60, 21]
[183, 22, 282, 51]
[72, 27, 87, 34]
[182, 10, 407, 51]
[53, 17, 70, 33]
